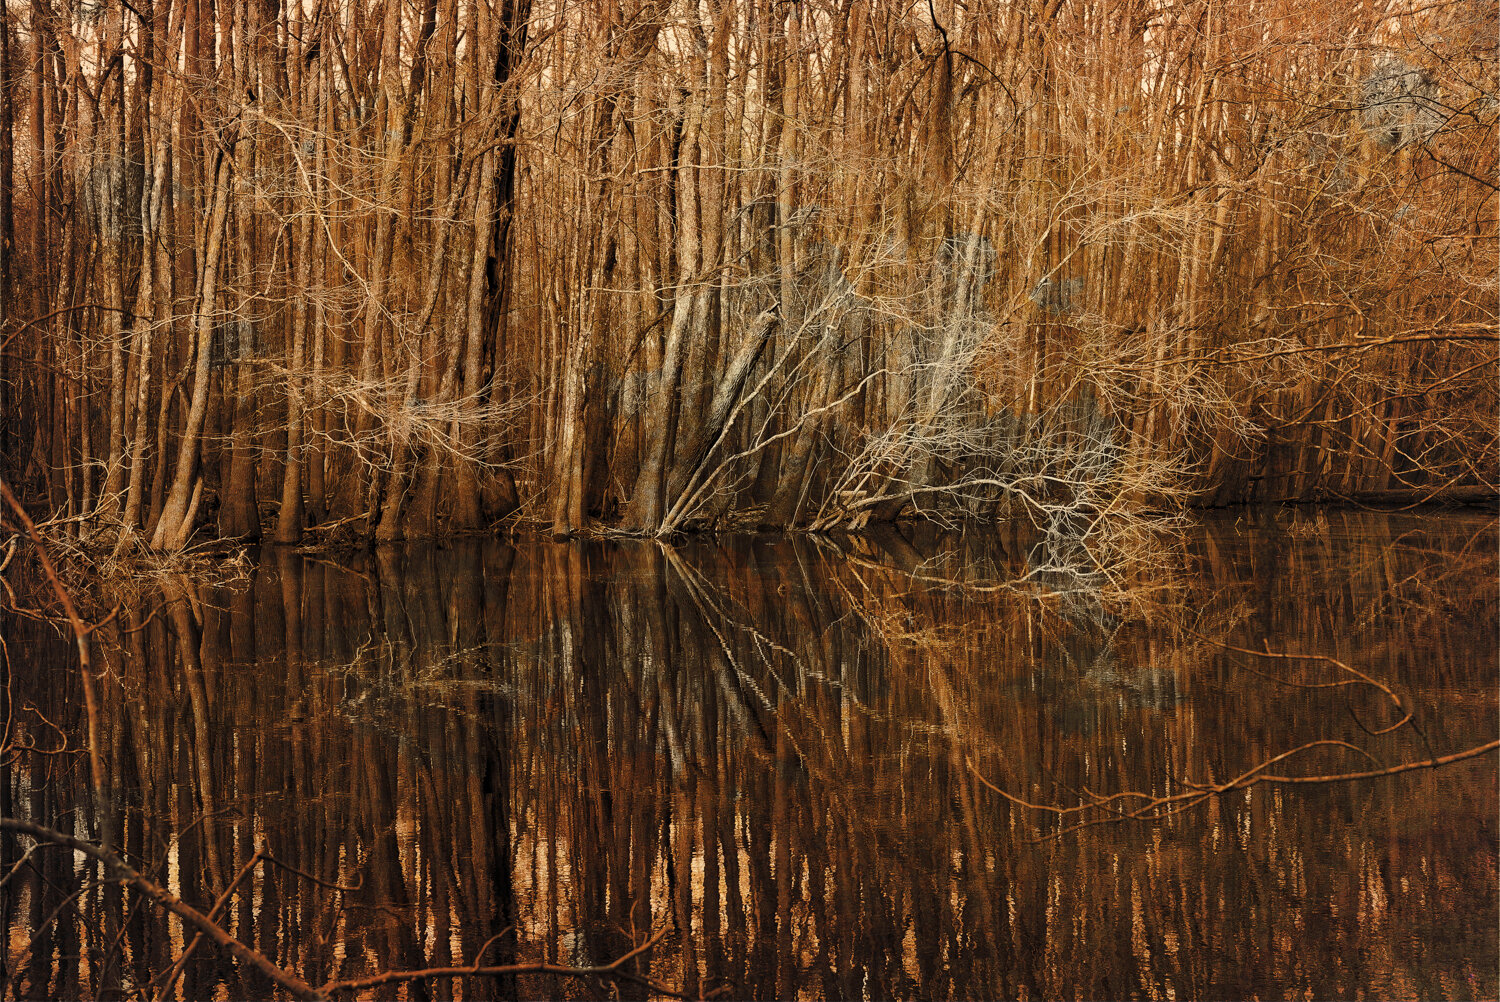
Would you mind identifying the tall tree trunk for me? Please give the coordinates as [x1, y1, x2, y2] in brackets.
[151, 153, 232, 552]
[0, 0, 12, 468]
[275, 206, 314, 543]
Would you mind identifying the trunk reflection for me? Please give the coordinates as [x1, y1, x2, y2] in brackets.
[3, 511, 1496, 1000]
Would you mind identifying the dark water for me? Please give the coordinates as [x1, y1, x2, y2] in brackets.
[2, 511, 1496, 1000]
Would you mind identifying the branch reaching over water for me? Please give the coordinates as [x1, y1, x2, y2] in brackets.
[318, 924, 690, 999]
[0, 477, 112, 841]
[0, 813, 696, 1001]
[0, 817, 330, 1001]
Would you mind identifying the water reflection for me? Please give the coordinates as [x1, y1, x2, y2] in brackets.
[2, 511, 1495, 1000]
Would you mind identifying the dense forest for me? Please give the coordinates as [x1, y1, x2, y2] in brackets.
[0, 0, 1494, 548]
[0, 2, 1496, 992]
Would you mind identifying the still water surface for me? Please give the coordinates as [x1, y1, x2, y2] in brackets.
[2, 510, 1496, 1000]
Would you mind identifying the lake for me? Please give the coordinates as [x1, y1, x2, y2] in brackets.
[2, 509, 1496, 1000]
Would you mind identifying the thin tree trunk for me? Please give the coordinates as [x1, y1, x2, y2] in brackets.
[152, 152, 232, 552]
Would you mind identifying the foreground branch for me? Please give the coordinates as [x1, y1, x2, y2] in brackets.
[319, 924, 685, 998]
[0, 477, 112, 841]
[0, 818, 328, 1001]
[0, 816, 693, 1001]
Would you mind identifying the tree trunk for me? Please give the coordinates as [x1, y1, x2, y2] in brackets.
[151, 153, 232, 552]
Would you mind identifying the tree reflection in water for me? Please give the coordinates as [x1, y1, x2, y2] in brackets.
[1, 511, 1495, 1000]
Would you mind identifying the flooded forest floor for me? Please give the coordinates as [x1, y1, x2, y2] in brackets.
[1, 507, 1496, 1000]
